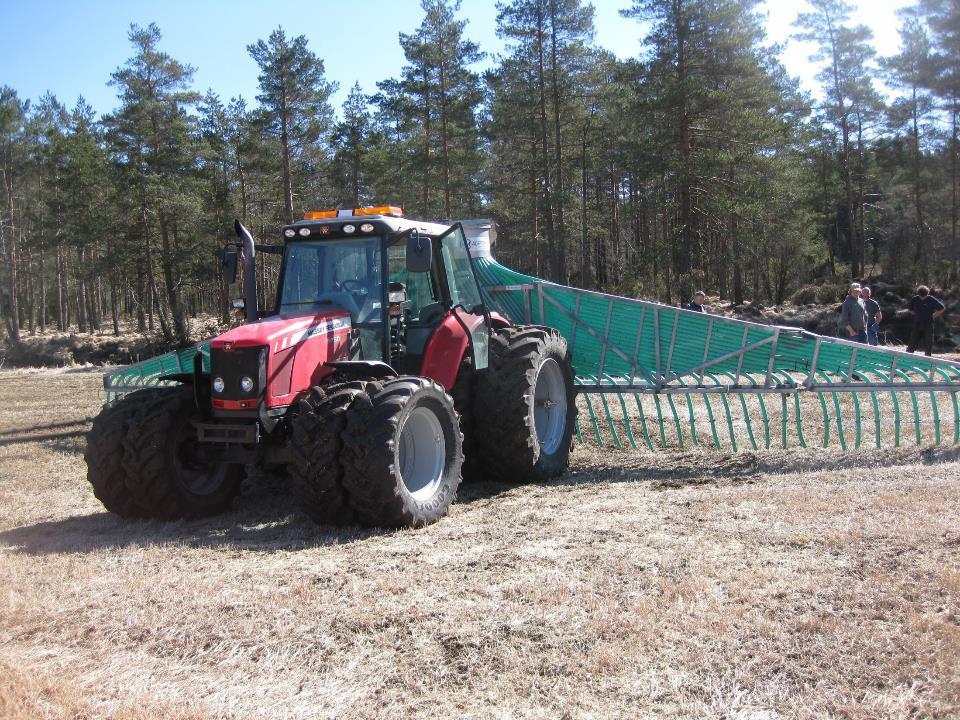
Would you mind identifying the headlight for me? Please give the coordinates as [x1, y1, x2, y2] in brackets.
[359, 223, 374, 233]
[212, 377, 225, 393]
[284, 228, 296, 238]
[342, 224, 356, 234]
[240, 376, 255, 393]
[298, 227, 311, 237]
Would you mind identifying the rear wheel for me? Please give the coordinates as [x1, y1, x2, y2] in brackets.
[341, 377, 462, 527]
[121, 386, 243, 519]
[474, 326, 577, 483]
[288, 381, 368, 525]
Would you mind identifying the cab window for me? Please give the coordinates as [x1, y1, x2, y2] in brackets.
[440, 226, 483, 313]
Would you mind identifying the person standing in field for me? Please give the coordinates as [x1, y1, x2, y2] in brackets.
[905, 285, 945, 356]
[685, 291, 706, 312]
[840, 283, 868, 343]
[861, 286, 883, 346]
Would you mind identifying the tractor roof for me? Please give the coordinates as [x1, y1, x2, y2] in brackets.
[282, 206, 451, 240]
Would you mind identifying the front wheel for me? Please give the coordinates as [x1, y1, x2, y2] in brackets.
[341, 377, 463, 527]
[288, 381, 369, 526]
[121, 386, 243, 519]
[474, 326, 577, 483]
[85, 389, 161, 517]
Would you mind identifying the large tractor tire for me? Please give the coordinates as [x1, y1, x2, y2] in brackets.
[84, 389, 161, 517]
[474, 326, 577, 483]
[288, 381, 369, 526]
[121, 386, 243, 519]
[341, 377, 462, 527]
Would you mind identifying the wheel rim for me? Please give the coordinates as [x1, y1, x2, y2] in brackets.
[398, 405, 446, 501]
[534, 357, 567, 455]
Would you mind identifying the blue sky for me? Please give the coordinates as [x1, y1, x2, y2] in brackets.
[1, 0, 913, 117]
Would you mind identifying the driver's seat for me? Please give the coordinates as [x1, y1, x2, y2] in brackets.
[356, 285, 383, 325]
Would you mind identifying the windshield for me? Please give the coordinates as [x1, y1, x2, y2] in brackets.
[279, 238, 383, 324]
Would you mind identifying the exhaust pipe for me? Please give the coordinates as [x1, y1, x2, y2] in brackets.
[234, 220, 258, 324]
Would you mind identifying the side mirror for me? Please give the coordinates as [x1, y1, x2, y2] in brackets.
[406, 234, 433, 273]
[222, 249, 239, 285]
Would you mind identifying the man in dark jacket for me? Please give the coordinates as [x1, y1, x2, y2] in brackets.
[840, 283, 868, 343]
[906, 285, 945, 356]
[685, 291, 706, 312]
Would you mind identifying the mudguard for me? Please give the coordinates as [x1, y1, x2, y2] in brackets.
[420, 309, 487, 390]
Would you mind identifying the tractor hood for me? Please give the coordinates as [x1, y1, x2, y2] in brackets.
[210, 308, 352, 354]
[209, 308, 353, 411]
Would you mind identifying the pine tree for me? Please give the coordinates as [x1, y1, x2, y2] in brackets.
[919, 0, 960, 281]
[794, 0, 877, 278]
[495, 0, 594, 282]
[105, 23, 201, 344]
[390, 0, 484, 219]
[247, 28, 337, 223]
[881, 8, 935, 279]
[331, 83, 374, 206]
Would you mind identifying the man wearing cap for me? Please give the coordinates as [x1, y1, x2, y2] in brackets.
[840, 283, 868, 343]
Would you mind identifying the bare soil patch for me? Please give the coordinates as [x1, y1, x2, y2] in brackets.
[0, 370, 958, 718]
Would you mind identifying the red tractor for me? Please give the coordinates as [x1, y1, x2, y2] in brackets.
[85, 207, 577, 527]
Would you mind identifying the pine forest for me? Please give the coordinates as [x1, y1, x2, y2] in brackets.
[1, 0, 959, 350]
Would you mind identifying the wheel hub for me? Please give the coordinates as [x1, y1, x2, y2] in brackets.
[398, 405, 446, 501]
[533, 358, 567, 455]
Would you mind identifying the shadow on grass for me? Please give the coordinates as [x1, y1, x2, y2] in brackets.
[461, 443, 960, 499]
[0, 418, 93, 455]
[457, 452, 763, 501]
[0, 477, 390, 556]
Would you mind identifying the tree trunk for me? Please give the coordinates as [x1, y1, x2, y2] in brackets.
[535, 5, 557, 282]
[26, 247, 35, 335]
[438, 56, 452, 219]
[841, 116, 858, 277]
[280, 90, 294, 224]
[952, 108, 958, 281]
[911, 86, 926, 279]
[56, 243, 67, 331]
[580, 126, 588, 288]
[2, 166, 20, 345]
[610, 159, 621, 285]
[548, 0, 566, 283]
[159, 214, 189, 344]
[38, 248, 46, 333]
[110, 273, 120, 336]
[856, 112, 866, 276]
[421, 55, 431, 213]
[135, 265, 147, 332]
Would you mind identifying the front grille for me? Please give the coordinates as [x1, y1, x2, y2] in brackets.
[210, 346, 264, 400]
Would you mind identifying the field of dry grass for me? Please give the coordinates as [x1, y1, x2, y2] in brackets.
[0, 369, 958, 719]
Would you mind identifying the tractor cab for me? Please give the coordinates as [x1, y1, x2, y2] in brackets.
[219, 207, 491, 416]
[274, 207, 491, 382]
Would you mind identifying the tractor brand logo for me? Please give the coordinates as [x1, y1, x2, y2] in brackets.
[222, 342, 234, 352]
[274, 316, 351, 353]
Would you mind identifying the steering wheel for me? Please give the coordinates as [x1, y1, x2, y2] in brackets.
[337, 279, 366, 293]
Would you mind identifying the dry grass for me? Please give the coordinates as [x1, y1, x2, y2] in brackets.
[0, 369, 958, 719]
